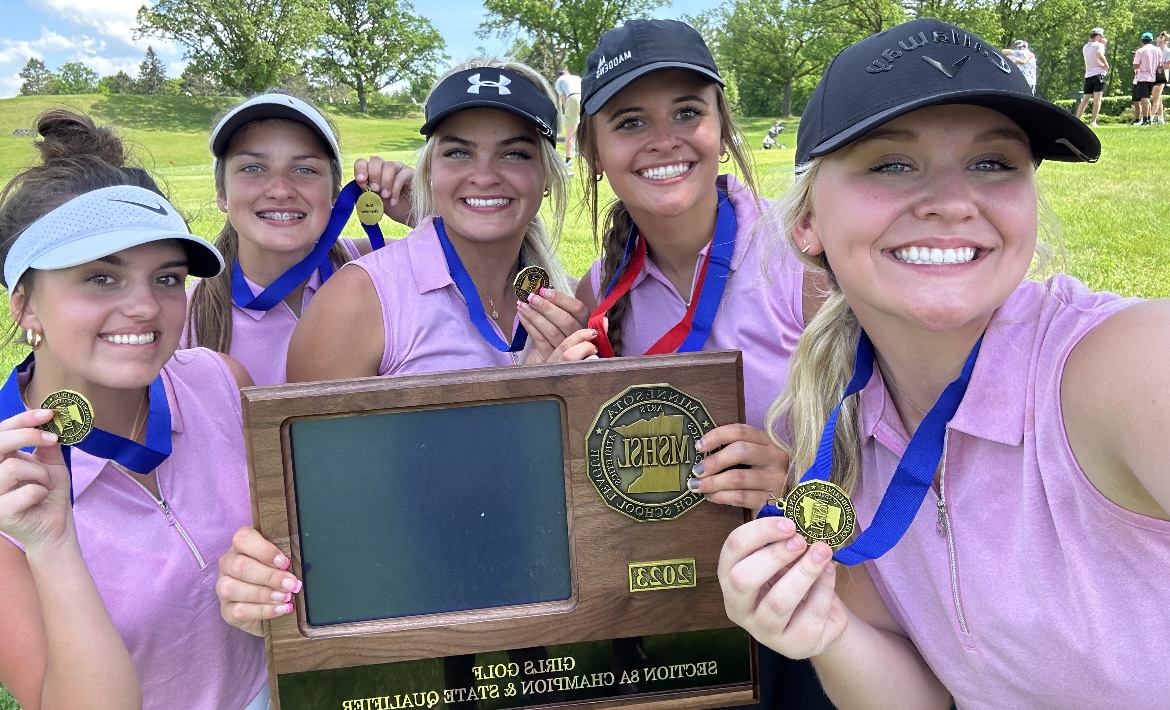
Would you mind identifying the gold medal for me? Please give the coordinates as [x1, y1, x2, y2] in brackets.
[513, 265, 550, 302]
[782, 480, 856, 549]
[38, 390, 94, 446]
[355, 189, 384, 226]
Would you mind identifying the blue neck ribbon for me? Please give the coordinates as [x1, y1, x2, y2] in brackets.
[768, 331, 982, 565]
[434, 217, 528, 353]
[0, 355, 173, 504]
[231, 180, 387, 311]
[601, 190, 737, 353]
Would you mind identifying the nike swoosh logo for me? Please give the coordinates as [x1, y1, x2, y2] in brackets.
[922, 55, 970, 78]
[109, 199, 169, 216]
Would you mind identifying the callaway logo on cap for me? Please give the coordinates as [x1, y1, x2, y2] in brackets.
[796, 17, 1100, 165]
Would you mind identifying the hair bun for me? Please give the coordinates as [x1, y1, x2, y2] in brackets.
[35, 108, 126, 168]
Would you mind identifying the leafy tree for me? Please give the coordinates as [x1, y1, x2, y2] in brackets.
[179, 63, 226, 96]
[18, 58, 51, 95]
[136, 46, 169, 95]
[98, 71, 136, 95]
[478, 0, 667, 79]
[313, 0, 445, 113]
[48, 62, 100, 95]
[136, 0, 318, 95]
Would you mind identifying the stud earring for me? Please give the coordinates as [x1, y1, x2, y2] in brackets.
[24, 328, 42, 350]
[800, 244, 812, 254]
[543, 187, 551, 197]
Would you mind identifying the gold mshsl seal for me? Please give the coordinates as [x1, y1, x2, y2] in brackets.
[586, 384, 716, 522]
[355, 190, 384, 226]
[782, 480, 856, 549]
[38, 390, 94, 446]
[513, 265, 549, 302]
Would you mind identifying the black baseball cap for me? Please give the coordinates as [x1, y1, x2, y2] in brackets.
[582, 19, 723, 115]
[420, 68, 558, 145]
[796, 18, 1100, 165]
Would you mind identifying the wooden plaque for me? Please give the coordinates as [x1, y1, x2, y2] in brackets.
[241, 351, 757, 709]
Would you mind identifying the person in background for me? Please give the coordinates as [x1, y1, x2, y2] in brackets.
[1002, 39, 1037, 95]
[1151, 31, 1168, 124]
[720, 17, 1168, 710]
[1075, 27, 1109, 127]
[555, 68, 583, 168]
[1132, 32, 1161, 125]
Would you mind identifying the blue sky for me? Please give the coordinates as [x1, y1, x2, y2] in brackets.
[0, 0, 720, 98]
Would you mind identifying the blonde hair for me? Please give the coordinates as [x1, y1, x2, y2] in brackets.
[765, 156, 1060, 496]
[410, 58, 572, 293]
[186, 89, 353, 353]
[576, 80, 757, 354]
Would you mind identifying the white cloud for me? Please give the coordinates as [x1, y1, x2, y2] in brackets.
[34, 0, 145, 45]
[0, 28, 75, 66]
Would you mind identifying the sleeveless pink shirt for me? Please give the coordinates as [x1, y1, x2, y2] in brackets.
[346, 218, 519, 376]
[852, 275, 1168, 708]
[184, 238, 362, 385]
[585, 176, 805, 429]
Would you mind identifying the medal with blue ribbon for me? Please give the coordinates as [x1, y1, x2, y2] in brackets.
[0, 355, 172, 504]
[758, 331, 982, 565]
[434, 217, 529, 353]
[589, 189, 736, 357]
[231, 180, 387, 311]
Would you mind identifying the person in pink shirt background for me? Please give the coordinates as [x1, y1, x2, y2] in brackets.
[1131, 32, 1161, 125]
[0, 110, 268, 709]
[183, 92, 413, 385]
[720, 17, 1169, 710]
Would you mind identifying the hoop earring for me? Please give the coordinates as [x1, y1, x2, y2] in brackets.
[719, 152, 731, 164]
[24, 328, 42, 350]
[594, 173, 604, 183]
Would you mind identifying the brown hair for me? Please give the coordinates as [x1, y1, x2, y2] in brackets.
[576, 84, 757, 355]
[185, 90, 351, 353]
[0, 109, 166, 344]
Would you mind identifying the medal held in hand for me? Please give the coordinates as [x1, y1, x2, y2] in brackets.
[355, 188, 384, 226]
[513, 265, 549, 302]
[38, 389, 94, 445]
[759, 481, 856, 549]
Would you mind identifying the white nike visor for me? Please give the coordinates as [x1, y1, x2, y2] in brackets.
[4, 184, 224, 289]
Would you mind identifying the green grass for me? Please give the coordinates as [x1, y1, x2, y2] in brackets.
[0, 101, 1168, 709]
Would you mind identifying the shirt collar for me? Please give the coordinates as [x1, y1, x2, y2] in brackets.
[408, 218, 457, 294]
[859, 286, 1034, 449]
[236, 266, 326, 322]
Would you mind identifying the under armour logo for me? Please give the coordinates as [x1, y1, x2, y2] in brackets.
[467, 73, 511, 95]
[922, 55, 970, 78]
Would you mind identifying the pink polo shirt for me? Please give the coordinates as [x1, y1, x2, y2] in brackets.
[346, 218, 520, 375]
[851, 275, 1168, 708]
[184, 238, 362, 385]
[1, 348, 266, 709]
[584, 176, 806, 429]
[1134, 43, 1161, 82]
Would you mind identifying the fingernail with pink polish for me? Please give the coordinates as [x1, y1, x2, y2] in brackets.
[274, 603, 292, 616]
[695, 437, 705, 451]
[271, 591, 292, 603]
[528, 292, 544, 306]
[540, 287, 555, 298]
[275, 554, 290, 570]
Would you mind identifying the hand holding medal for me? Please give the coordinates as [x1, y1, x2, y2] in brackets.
[0, 408, 77, 551]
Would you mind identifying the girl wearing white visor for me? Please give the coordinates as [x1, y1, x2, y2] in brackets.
[0, 110, 270, 709]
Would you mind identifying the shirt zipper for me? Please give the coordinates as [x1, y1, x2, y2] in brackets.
[934, 431, 969, 634]
[114, 465, 208, 569]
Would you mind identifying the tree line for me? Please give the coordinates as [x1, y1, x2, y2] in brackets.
[16, 0, 1170, 116]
